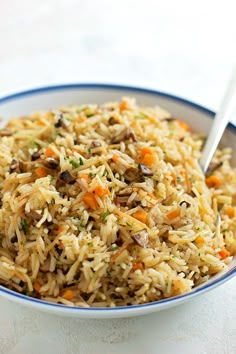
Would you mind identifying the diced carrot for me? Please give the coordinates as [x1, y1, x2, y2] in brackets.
[112, 154, 119, 163]
[94, 186, 110, 197]
[142, 154, 155, 167]
[219, 248, 230, 260]
[132, 262, 144, 272]
[132, 210, 148, 224]
[35, 167, 50, 178]
[141, 147, 153, 158]
[33, 282, 41, 292]
[195, 236, 205, 246]
[62, 289, 74, 300]
[167, 209, 180, 220]
[78, 116, 87, 122]
[120, 100, 128, 111]
[110, 243, 129, 263]
[206, 175, 222, 188]
[82, 192, 98, 210]
[45, 146, 58, 158]
[147, 192, 157, 200]
[37, 119, 46, 126]
[79, 174, 91, 183]
[147, 116, 156, 124]
[227, 206, 235, 218]
[177, 120, 190, 131]
[55, 225, 65, 235]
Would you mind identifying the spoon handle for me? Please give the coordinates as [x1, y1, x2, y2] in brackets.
[200, 68, 236, 174]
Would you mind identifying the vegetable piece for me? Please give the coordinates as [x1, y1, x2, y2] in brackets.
[82, 192, 98, 210]
[79, 174, 91, 183]
[34, 282, 41, 292]
[54, 225, 65, 235]
[112, 154, 119, 163]
[79, 157, 84, 165]
[132, 262, 144, 272]
[31, 150, 41, 161]
[206, 175, 222, 188]
[108, 117, 118, 125]
[110, 243, 129, 262]
[20, 218, 28, 233]
[70, 160, 80, 168]
[94, 186, 110, 197]
[227, 206, 235, 218]
[91, 141, 101, 148]
[119, 100, 128, 111]
[43, 157, 59, 169]
[141, 147, 153, 158]
[177, 120, 190, 131]
[138, 164, 153, 176]
[195, 236, 205, 246]
[62, 289, 74, 300]
[9, 159, 19, 173]
[167, 209, 180, 220]
[132, 210, 148, 224]
[45, 146, 58, 158]
[111, 128, 137, 144]
[219, 248, 230, 260]
[131, 230, 149, 248]
[54, 114, 68, 128]
[141, 153, 155, 167]
[101, 209, 110, 222]
[35, 167, 50, 178]
[59, 170, 76, 184]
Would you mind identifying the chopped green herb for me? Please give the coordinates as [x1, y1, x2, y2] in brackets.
[126, 222, 132, 227]
[28, 140, 39, 150]
[76, 106, 89, 113]
[102, 170, 107, 176]
[111, 246, 119, 252]
[20, 241, 24, 245]
[134, 115, 145, 120]
[86, 113, 94, 118]
[20, 219, 28, 233]
[57, 133, 63, 137]
[50, 176, 55, 183]
[88, 242, 93, 247]
[65, 117, 71, 122]
[102, 209, 110, 223]
[79, 157, 84, 165]
[222, 228, 228, 233]
[70, 159, 80, 168]
[88, 172, 93, 178]
[176, 177, 181, 182]
[87, 147, 91, 153]
[195, 226, 200, 230]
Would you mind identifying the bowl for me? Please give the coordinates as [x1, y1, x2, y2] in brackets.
[0, 84, 235, 319]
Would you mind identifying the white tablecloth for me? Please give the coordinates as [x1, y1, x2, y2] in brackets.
[0, 1, 235, 353]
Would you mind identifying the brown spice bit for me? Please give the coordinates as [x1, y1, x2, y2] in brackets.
[179, 201, 191, 208]
[163, 117, 176, 122]
[26, 210, 42, 221]
[111, 128, 137, 143]
[131, 229, 149, 248]
[31, 150, 42, 161]
[9, 159, 19, 173]
[54, 114, 68, 128]
[138, 164, 153, 176]
[90, 141, 101, 148]
[108, 117, 118, 125]
[59, 170, 76, 184]
[42, 157, 59, 169]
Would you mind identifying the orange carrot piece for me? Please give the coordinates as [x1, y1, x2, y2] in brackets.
[206, 175, 222, 188]
[142, 153, 155, 167]
[55, 225, 65, 235]
[120, 100, 128, 111]
[147, 192, 157, 200]
[141, 147, 153, 158]
[110, 243, 129, 263]
[35, 167, 50, 178]
[132, 210, 148, 224]
[167, 209, 180, 220]
[177, 120, 190, 131]
[62, 289, 74, 300]
[82, 192, 98, 210]
[195, 236, 205, 246]
[112, 154, 119, 163]
[94, 186, 110, 197]
[37, 119, 46, 126]
[132, 262, 144, 272]
[33, 282, 41, 292]
[219, 248, 230, 260]
[79, 173, 91, 183]
[45, 146, 58, 158]
[227, 206, 235, 218]
[78, 116, 87, 122]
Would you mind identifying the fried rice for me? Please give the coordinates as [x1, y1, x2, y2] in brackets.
[0, 97, 235, 307]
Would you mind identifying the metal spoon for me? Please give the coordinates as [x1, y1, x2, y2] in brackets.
[200, 68, 236, 174]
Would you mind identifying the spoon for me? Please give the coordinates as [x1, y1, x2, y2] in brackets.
[200, 68, 236, 174]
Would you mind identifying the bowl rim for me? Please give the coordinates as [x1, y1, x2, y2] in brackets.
[0, 83, 235, 315]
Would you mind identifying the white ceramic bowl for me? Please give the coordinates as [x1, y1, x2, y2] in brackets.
[0, 84, 235, 319]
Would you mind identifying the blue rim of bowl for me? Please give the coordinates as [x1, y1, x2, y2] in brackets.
[0, 83, 235, 314]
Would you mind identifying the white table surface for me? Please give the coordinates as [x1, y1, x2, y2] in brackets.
[0, 1, 236, 353]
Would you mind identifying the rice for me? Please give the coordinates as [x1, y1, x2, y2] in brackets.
[0, 97, 235, 307]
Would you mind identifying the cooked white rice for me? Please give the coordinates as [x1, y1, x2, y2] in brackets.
[0, 97, 235, 307]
